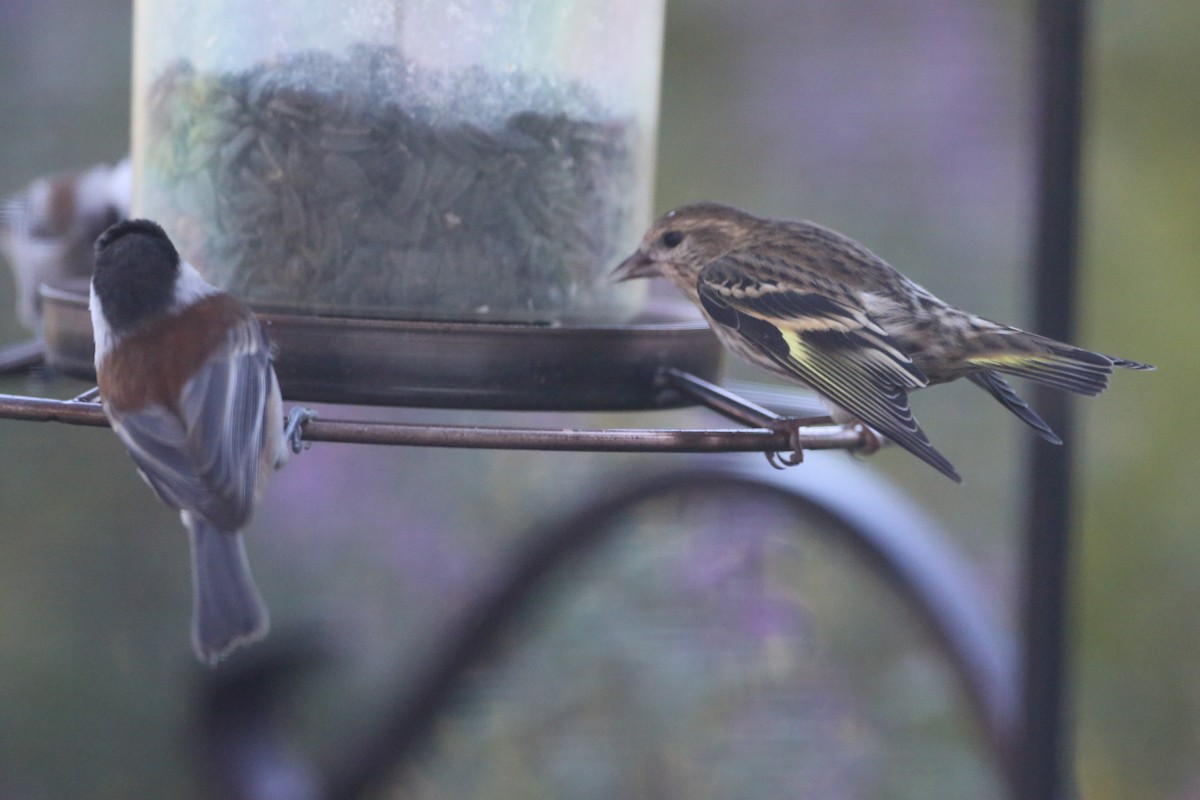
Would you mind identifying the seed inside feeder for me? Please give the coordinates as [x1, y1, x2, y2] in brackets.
[142, 44, 639, 322]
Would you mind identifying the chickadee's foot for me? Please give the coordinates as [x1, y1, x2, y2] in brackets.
[72, 386, 101, 403]
[285, 407, 318, 454]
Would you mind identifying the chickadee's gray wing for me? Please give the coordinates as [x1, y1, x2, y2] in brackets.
[179, 316, 273, 528]
[696, 257, 961, 482]
[111, 315, 272, 530]
[110, 404, 210, 515]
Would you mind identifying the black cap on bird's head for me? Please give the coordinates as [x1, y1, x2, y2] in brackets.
[92, 219, 181, 333]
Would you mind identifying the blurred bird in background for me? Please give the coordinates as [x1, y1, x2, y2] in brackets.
[614, 202, 1153, 482]
[1, 156, 131, 332]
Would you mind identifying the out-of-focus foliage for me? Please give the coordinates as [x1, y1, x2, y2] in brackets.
[1073, 1, 1200, 798]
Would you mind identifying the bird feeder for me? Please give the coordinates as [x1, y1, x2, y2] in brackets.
[109, 0, 720, 408]
[133, 0, 666, 323]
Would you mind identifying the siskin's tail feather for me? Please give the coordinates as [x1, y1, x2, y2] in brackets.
[1111, 356, 1156, 371]
[968, 370, 1062, 444]
[183, 513, 269, 665]
[967, 332, 1154, 398]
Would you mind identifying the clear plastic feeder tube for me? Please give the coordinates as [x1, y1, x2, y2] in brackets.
[132, 0, 664, 322]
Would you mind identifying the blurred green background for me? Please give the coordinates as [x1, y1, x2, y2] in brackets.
[0, 0, 1192, 798]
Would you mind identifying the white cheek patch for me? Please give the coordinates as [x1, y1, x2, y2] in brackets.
[90, 283, 114, 369]
[172, 260, 221, 310]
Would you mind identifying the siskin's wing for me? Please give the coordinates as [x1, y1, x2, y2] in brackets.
[108, 315, 272, 530]
[696, 257, 961, 482]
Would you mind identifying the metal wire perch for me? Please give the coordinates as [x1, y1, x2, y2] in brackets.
[0, 367, 877, 462]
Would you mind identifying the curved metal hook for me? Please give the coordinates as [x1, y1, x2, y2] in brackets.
[312, 461, 1017, 799]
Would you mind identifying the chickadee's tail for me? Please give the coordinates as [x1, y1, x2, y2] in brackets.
[183, 513, 269, 665]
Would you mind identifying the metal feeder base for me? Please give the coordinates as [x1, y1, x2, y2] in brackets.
[40, 279, 722, 411]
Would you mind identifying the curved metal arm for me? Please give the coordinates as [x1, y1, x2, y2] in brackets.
[194, 463, 1015, 799]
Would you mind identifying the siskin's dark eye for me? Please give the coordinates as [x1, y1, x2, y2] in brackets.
[661, 230, 684, 248]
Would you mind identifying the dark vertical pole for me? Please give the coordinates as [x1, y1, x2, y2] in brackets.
[1022, 0, 1086, 797]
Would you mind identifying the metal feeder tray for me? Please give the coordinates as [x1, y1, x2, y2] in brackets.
[39, 278, 723, 411]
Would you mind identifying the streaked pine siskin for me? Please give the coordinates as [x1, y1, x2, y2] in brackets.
[613, 202, 1153, 482]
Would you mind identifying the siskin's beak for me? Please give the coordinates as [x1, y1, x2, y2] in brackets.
[610, 250, 660, 282]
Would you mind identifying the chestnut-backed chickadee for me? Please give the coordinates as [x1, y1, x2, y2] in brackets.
[1, 157, 131, 331]
[90, 218, 312, 664]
